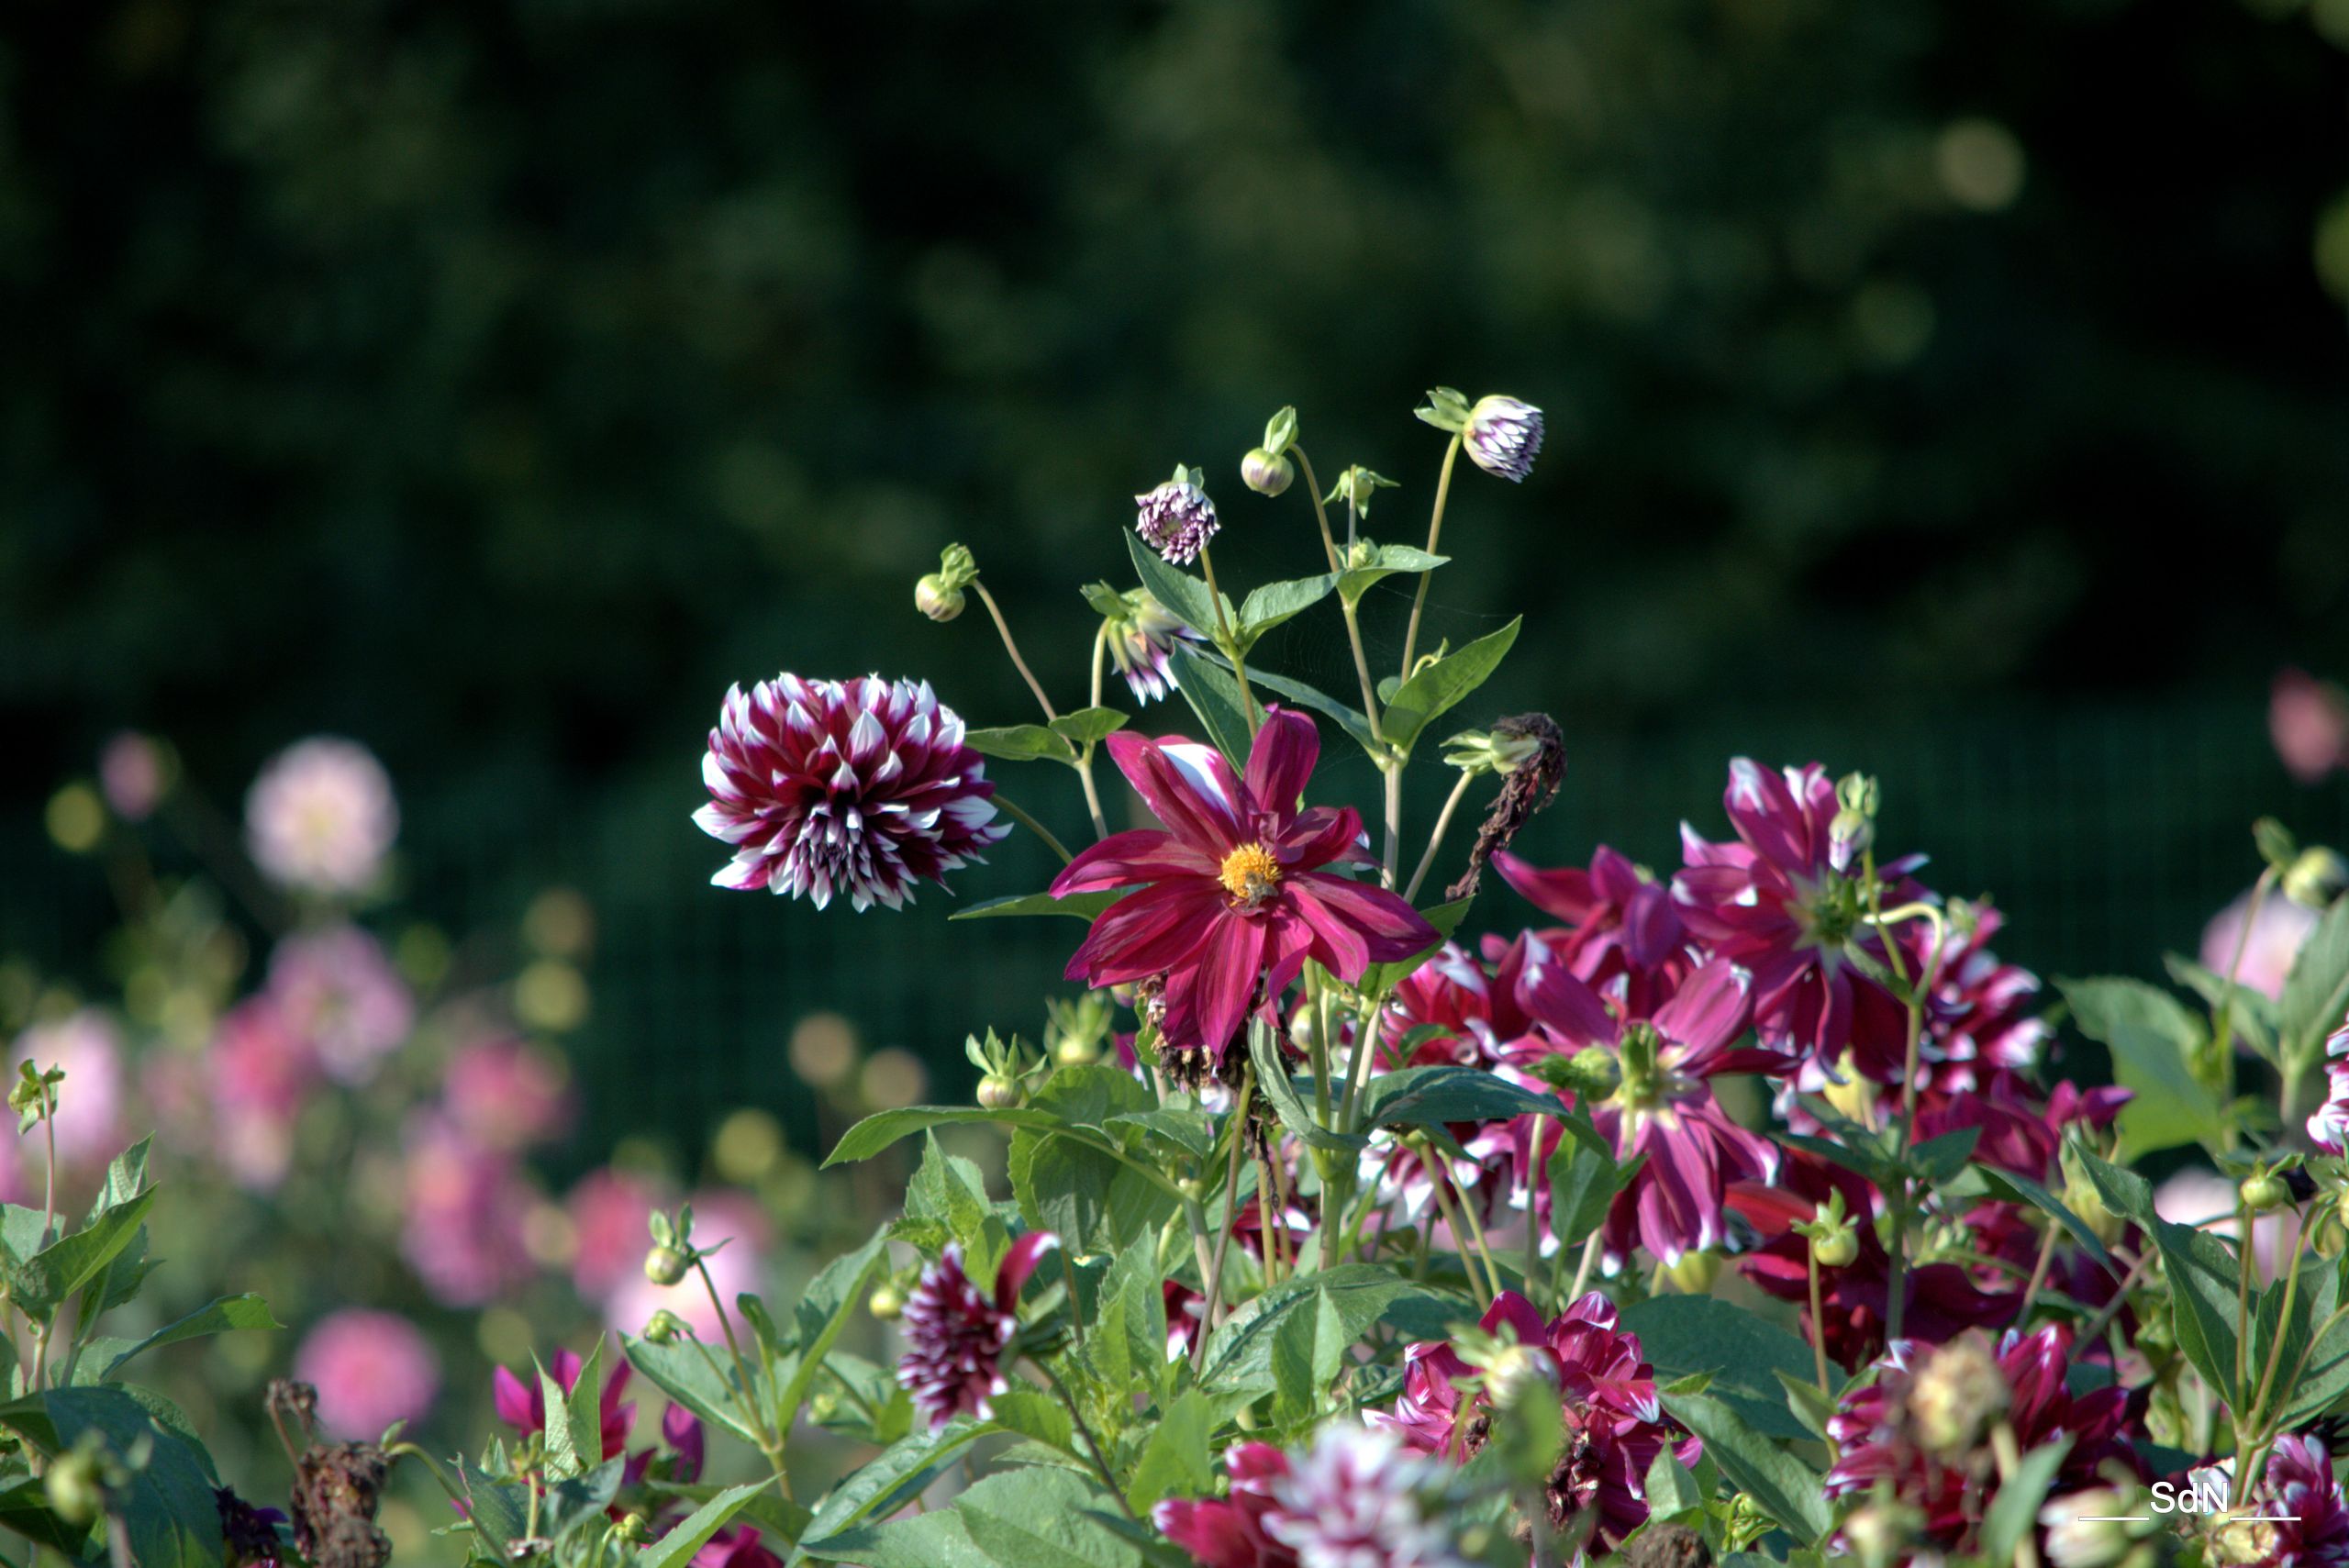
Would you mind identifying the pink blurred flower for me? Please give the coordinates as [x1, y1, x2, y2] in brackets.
[691, 1529, 783, 1568]
[295, 1309, 440, 1440]
[400, 1113, 535, 1306]
[207, 997, 323, 1191]
[10, 1010, 126, 1168]
[567, 1168, 663, 1305]
[604, 1191, 769, 1340]
[896, 1232, 1058, 1430]
[2201, 888, 2317, 1004]
[2155, 1168, 2289, 1284]
[2272, 668, 2349, 784]
[267, 926, 414, 1084]
[445, 1037, 574, 1151]
[245, 739, 398, 895]
[99, 731, 166, 821]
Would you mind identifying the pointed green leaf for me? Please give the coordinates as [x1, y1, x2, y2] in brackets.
[1380, 617, 1521, 754]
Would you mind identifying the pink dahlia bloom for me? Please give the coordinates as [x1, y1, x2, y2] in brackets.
[1674, 760, 1929, 1082]
[444, 1036, 575, 1151]
[206, 997, 322, 1190]
[295, 1309, 440, 1440]
[493, 1342, 636, 1462]
[694, 674, 1008, 912]
[2202, 888, 2318, 1004]
[1825, 1326, 2143, 1553]
[267, 925, 414, 1084]
[11, 1010, 127, 1169]
[896, 1232, 1057, 1430]
[567, 1167, 664, 1305]
[2273, 668, 2349, 784]
[400, 1113, 535, 1306]
[1133, 478, 1220, 564]
[2235, 1433, 2349, 1566]
[99, 731, 167, 821]
[1516, 955, 1784, 1264]
[245, 738, 398, 895]
[1054, 709, 1438, 1057]
[1492, 845, 1688, 1015]
[1157, 1427, 1467, 1568]
[1371, 1291, 1696, 1550]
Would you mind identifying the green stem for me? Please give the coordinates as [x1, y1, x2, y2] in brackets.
[1075, 625, 1111, 840]
[1522, 1114, 1549, 1313]
[1036, 1360, 1139, 1522]
[696, 1256, 787, 1495]
[1197, 547, 1256, 740]
[1193, 1082, 1253, 1362]
[1808, 1248, 1832, 1394]
[2248, 1202, 2311, 1430]
[1381, 764, 1404, 891]
[972, 582, 1057, 722]
[1422, 1149, 1493, 1310]
[1405, 772, 1476, 903]
[2234, 1191, 2255, 1409]
[993, 794, 1074, 865]
[2212, 866, 2278, 1066]
[1398, 434, 1462, 683]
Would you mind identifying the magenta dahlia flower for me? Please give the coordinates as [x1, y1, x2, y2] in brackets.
[2232, 1433, 2349, 1567]
[1372, 1291, 1696, 1550]
[1674, 760, 1930, 1081]
[493, 1343, 636, 1462]
[1053, 709, 1439, 1057]
[695, 674, 1008, 912]
[1156, 1441, 1293, 1568]
[1134, 476, 1221, 564]
[1463, 395, 1543, 483]
[1515, 954, 1785, 1264]
[1157, 1427, 1467, 1568]
[691, 1528, 783, 1568]
[1493, 845, 1687, 1013]
[896, 1231, 1057, 1430]
[1922, 902, 2049, 1079]
[294, 1309, 440, 1441]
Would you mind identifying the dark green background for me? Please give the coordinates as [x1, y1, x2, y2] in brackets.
[5, 0, 2346, 1157]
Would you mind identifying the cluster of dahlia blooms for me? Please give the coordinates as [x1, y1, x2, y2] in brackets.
[679, 388, 2349, 1568]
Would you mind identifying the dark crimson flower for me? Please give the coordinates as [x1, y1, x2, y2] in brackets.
[2211, 1433, 2349, 1567]
[1493, 845, 1687, 1014]
[1824, 1325, 2144, 1553]
[1515, 955, 1785, 1265]
[1674, 760, 1931, 1081]
[1157, 1441, 1294, 1568]
[662, 1403, 705, 1484]
[695, 674, 1008, 912]
[1921, 901, 2050, 1081]
[1156, 1428, 1468, 1568]
[1463, 395, 1543, 483]
[1135, 476, 1221, 564]
[896, 1232, 1057, 1430]
[1372, 1291, 1697, 1550]
[1381, 937, 1545, 1071]
[491, 1345, 636, 1463]
[692, 1528, 784, 1568]
[217, 1487, 288, 1568]
[1053, 710, 1439, 1057]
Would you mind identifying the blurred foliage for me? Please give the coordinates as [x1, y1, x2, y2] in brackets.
[3, 0, 2346, 814]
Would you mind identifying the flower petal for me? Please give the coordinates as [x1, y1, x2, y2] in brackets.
[1063, 881, 1222, 984]
[1242, 707, 1319, 818]
[1051, 828, 1212, 895]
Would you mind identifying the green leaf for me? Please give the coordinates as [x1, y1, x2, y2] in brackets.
[2074, 1148, 2156, 1226]
[462, 1463, 534, 1558]
[85, 1137, 154, 1221]
[1124, 530, 1230, 643]
[2166, 953, 2281, 1065]
[2283, 895, 2349, 1071]
[1908, 1126, 1982, 1184]
[1049, 708, 1129, 747]
[1010, 1126, 1175, 1256]
[907, 1134, 996, 1254]
[1975, 1168, 2114, 1271]
[1337, 545, 1448, 606]
[1774, 1369, 1839, 1442]
[540, 1456, 629, 1542]
[1238, 667, 1380, 756]
[1359, 1066, 1558, 1132]
[804, 1466, 1147, 1568]
[540, 1355, 589, 1479]
[1643, 1446, 1705, 1521]
[1103, 1106, 1216, 1160]
[635, 1483, 765, 1568]
[1544, 1116, 1629, 1254]
[794, 1420, 999, 1558]
[1660, 1390, 1833, 1545]
[0, 1386, 225, 1568]
[1270, 1286, 1350, 1424]
[1245, 1026, 1364, 1156]
[2058, 975, 2221, 1159]
[622, 1334, 763, 1446]
[1621, 1296, 1829, 1441]
[1164, 646, 1259, 773]
[0, 1477, 101, 1558]
[965, 725, 1077, 763]
[6, 1189, 156, 1315]
[1127, 1388, 1218, 1511]
[2151, 1217, 2244, 1402]
[95, 1294, 279, 1381]
[777, 1234, 888, 1430]
[825, 1106, 1064, 1166]
[952, 889, 1126, 923]
[1980, 1436, 2074, 1562]
[1379, 617, 1520, 755]
[1097, 1240, 1172, 1401]
[1197, 1265, 1436, 1393]
[1233, 573, 1341, 654]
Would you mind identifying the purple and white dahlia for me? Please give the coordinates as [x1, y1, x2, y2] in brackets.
[1135, 476, 1221, 565]
[1106, 590, 1206, 705]
[1463, 395, 1543, 483]
[896, 1232, 1057, 1430]
[695, 674, 1008, 912]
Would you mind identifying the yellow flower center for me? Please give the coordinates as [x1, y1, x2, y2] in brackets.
[1218, 842, 1282, 908]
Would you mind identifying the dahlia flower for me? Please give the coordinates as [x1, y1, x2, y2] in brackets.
[1134, 475, 1221, 565]
[1053, 709, 1437, 1057]
[1157, 1426, 1469, 1568]
[1462, 395, 1543, 484]
[692, 1528, 783, 1568]
[206, 997, 320, 1191]
[1825, 1325, 2143, 1552]
[1674, 759, 1930, 1081]
[695, 673, 1008, 912]
[2273, 667, 2349, 784]
[245, 738, 398, 895]
[400, 1112, 535, 1306]
[2217, 1433, 2349, 1568]
[294, 1309, 440, 1440]
[566, 1167, 663, 1304]
[896, 1232, 1057, 1430]
[1516, 954, 1785, 1264]
[444, 1036, 575, 1151]
[1922, 902, 2049, 1079]
[99, 730, 166, 821]
[1101, 588, 1206, 705]
[2202, 887, 2317, 1004]
[493, 1343, 636, 1462]
[1492, 845, 1688, 1014]
[1372, 1290, 1696, 1549]
[266, 925, 413, 1084]
[2311, 1026, 2349, 1155]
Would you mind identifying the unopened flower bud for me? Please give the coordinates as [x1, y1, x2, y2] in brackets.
[45, 1446, 103, 1526]
[2242, 1171, 2289, 1212]
[2314, 1201, 2348, 1260]
[615, 1513, 652, 1545]
[867, 1283, 905, 1322]
[1462, 395, 1543, 484]
[1178, 1176, 1208, 1203]
[975, 1073, 1021, 1110]
[642, 1309, 687, 1344]
[1828, 806, 1874, 873]
[1558, 1045, 1621, 1099]
[1481, 1342, 1560, 1408]
[1053, 1035, 1100, 1067]
[1240, 448, 1294, 497]
[1906, 1334, 2009, 1455]
[1809, 1227, 1859, 1270]
[915, 574, 965, 623]
[643, 1246, 690, 1287]
[2285, 846, 2348, 908]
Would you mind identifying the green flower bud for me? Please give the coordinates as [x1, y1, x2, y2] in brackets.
[1666, 1251, 1722, 1293]
[975, 1073, 1021, 1110]
[643, 1245, 691, 1287]
[1052, 1034, 1100, 1068]
[915, 574, 965, 622]
[1480, 1342, 1559, 1408]
[1810, 1227, 1859, 1269]
[1842, 1501, 1922, 1568]
[2285, 846, 2349, 909]
[1240, 448, 1294, 497]
[2242, 1172, 2289, 1212]
[867, 1283, 905, 1322]
[45, 1447, 103, 1527]
[642, 1309, 688, 1344]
